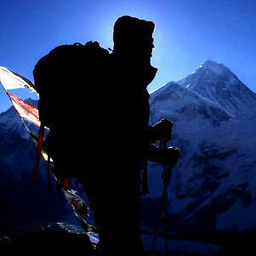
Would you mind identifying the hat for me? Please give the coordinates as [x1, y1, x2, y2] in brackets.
[113, 16, 155, 49]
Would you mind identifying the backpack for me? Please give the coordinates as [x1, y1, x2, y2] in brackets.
[34, 42, 109, 128]
[33, 42, 110, 183]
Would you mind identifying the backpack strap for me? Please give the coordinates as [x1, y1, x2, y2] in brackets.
[33, 123, 45, 183]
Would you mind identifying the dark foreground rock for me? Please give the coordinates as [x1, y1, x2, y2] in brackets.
[0, 227, 93, 254]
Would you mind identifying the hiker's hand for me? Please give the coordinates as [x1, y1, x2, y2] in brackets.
[162, 147, 181, 169]
[152, 119, 173, 143]
[147, 145, 181, 168]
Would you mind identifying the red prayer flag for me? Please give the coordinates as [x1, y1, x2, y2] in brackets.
[7, 93, 40, 127]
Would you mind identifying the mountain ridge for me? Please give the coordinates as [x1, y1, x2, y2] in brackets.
[0, 60, 256, 235]
[147, 60, 256, 233]
[176, 60, 256, 117]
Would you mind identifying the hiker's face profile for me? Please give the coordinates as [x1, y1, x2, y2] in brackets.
[139, 36, 155, 58]
[146, 36, 155, 57]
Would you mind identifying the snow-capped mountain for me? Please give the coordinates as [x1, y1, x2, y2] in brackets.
[1, 60, 256, 240]
[145, 60, 256, 233]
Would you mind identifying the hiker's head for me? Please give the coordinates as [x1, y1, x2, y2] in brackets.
[113, 16, 155, 61]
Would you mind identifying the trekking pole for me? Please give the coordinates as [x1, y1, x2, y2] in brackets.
[162, 141, 168, 256]
[151, 141, 172, 256]
[150, 186, 165, 255]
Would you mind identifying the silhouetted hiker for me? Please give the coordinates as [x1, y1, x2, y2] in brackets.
[33, 15, 180, 256]
[99, 16, 180, 256]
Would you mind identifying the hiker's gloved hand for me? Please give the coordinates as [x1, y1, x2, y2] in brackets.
[147, 145, 181, 169]
[151, 119, 173, 143]
[162, 146, 181, 169]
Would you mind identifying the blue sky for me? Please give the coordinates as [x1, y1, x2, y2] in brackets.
[0, 0, 255, 112]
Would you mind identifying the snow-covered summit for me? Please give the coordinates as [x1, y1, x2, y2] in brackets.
[196, 60, 232, 76]
[177, 60, 256, 117]
[181, 60, 240, 85]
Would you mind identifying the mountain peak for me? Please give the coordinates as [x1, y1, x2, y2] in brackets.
[202, 59, 222, 67]
[176, 60, 256, 117]
[196, 60, 232, 77]
[178, 60, 240, 92]
[201, 59, 223, 69]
